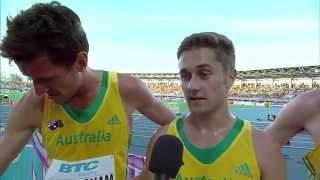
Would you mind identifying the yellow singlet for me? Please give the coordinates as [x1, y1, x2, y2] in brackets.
[41, 71, 130, 180]
[166, 116, 261, 180]
[304, 143, 320, 180]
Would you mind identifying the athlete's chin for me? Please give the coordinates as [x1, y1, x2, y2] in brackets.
[189, 107, 209, 115]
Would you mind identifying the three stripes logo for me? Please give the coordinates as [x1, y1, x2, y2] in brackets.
[107, 114, 120, 125]
[235, 162, 253, 178]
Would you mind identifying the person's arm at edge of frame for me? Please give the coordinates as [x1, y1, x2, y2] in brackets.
[118, 73, 176, 125]
[265, 89, 320, 146]
[134, 125, 169, 180]
[254, 128, 287, 180]
[0, 90, 42, 174]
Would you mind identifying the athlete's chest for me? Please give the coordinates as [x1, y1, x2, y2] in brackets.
[184, 127, 231, 148]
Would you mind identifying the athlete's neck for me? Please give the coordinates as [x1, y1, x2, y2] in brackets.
[187, 104, 235, 132]
[68, 69, 103, 111]
[184, 105, 236, 148]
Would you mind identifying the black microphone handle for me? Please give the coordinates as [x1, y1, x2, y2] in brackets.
[154, 173, 170, 180]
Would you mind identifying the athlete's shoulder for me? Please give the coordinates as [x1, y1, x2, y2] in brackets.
[117, 73, 154, 104]
[252, 127, 281, 157]
[252, 127, 274, 143]
[9, 89, 44, 128]
[117, 73, 143, 88]
[297, 89, 320, 107]
[14, 89, 43, 111]
[252, 123, 286, 179]
[300, 89, 320, 98]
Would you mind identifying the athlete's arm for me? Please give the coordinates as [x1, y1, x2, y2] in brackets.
[134, 126, 168, 180]
[253, 129, 287, 180]
[265, 89, 320, 145]
[0, 91, 42, 174]
[119, 73, 175, 125]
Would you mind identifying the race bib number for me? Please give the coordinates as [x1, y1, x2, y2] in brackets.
[45, 155, 115, 180]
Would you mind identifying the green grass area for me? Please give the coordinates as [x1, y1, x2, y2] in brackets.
[0, 89, 24, 102]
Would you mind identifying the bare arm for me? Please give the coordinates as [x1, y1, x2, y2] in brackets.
[0, 91, 42, 174]
[253, 129, 287, 180]
[119, 74, 175, 125]
[265, 89, 320, 145]
[135, 126, 168, 180]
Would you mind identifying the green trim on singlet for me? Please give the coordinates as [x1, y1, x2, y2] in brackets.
[63, 71, 109, 123]
[176, 116, 244, 164]
[304, 157, 316, 177]
[307, 172, 316, 180]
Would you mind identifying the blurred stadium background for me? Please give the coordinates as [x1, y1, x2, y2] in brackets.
[0, 65, 320, 180]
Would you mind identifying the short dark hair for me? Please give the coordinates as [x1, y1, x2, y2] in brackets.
[177, 32, 235, 71]
[0, 1, 89, 67]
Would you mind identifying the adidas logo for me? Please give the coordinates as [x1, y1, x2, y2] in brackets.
[235, 162, 253, 177]
[108, 114, 120, 125]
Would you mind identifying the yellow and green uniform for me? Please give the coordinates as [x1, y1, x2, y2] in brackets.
[304, 143, 320, 180]
[41, 71, 130, 180]
[167, 116, 261, 180]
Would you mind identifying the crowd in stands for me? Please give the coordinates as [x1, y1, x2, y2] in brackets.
[0, 80, 29, 104]
[145, 80, 183, 96]
[229, 83, 316, 98]
[0, 80, 30, 91]
[144, 80, 320, 99]
[0, 78, 319, 103]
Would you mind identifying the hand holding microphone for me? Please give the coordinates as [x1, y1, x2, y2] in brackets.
[149, 135, 184, 180]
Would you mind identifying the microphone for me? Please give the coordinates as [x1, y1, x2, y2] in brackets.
[149, 135, 184, 180]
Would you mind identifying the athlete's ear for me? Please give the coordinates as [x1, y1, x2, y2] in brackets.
[226, 69, 236, 90]
[74, 52, 88, 72]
